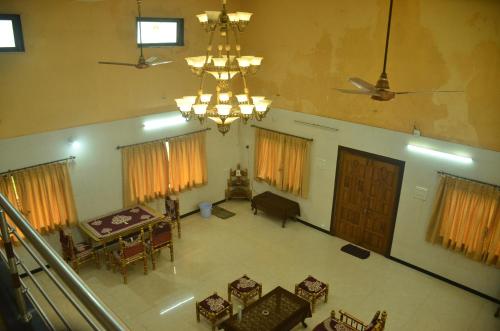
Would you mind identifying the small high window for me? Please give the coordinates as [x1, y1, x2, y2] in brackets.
[0, 14, 25, 52]
[137, 17, 184, 47]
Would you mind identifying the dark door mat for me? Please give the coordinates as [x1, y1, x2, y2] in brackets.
[212, 206, 236, 219]
[341, 244, 370, 259]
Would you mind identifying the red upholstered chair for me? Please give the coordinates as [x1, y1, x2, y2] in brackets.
[165, 196, 181, 238]
[112, 229, 147, 284]
[312, 310, 387, 331]
[147, 221, 174, 270]
[58, 227, 99, 273]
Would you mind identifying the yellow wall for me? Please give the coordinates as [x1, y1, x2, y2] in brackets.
[244, 0, 500, 151]
[0, 0, 238, 138]
[1, 0, 499, 151]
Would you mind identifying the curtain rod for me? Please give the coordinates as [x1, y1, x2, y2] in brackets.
[437, 171, 500, 189]
[0, 156, 76, 176]
[116, 128, 211, 150]
[250, 125, 313, 142]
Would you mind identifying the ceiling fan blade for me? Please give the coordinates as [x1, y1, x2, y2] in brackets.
[395, 90, 464, 95]
[98, 61, 137, 67]
[145, 56, 158, 64]
[150, 60, 173, 66]
[349, 77, 377, 91]
[334, 88, 376, 95]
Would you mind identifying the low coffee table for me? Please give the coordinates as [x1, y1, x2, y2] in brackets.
[219, 286, 311, 331]
[251, 191, 300, 228]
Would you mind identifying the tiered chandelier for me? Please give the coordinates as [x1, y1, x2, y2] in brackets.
[175, 0, 271, 135]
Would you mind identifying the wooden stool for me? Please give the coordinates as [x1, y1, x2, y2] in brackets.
[196, 292, 233, 331]
[295, 275, 329, 313]
[228, 274, 262, 307]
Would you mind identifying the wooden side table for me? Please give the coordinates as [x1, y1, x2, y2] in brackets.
[228, 274, 262, 307]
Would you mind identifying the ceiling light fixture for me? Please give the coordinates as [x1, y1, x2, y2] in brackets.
[407, 144, 473, 164]
[175, 0, 271, 135]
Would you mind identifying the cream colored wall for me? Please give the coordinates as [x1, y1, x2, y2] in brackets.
[240, 108, 500, 298]
[243, 0, 500, 151]
[0, 0, 241, 139]
[0, 111, 241, 268]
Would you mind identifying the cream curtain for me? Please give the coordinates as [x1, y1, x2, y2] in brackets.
[13, 163, 78, 233]
[122, 141, 169, 207]
[426, 175, 500, 267]
[254, 128, 311, 198]
[168, 131, 208, 193]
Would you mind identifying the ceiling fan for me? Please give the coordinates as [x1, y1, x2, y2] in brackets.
[98, 0, 172, 69]
[335, 0, 462, 101]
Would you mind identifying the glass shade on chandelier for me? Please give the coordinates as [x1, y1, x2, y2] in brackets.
[175, 0, 271, 135]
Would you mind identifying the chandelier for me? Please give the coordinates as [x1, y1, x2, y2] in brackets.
[175, 0, 271, 135]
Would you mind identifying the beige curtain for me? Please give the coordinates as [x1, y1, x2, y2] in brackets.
[254, 128, 311, 198]
[426, 175, 500, 267]
[122, 141, 169, 207]
[168, 131, 208, 193]
[13, 163, 78, 233]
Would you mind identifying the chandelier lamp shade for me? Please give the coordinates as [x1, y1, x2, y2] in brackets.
[175, 0, 271, 135]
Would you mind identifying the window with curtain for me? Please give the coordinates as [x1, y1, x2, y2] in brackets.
[0, 162, 78, 235]
[426, 175, 500, 267]
[168, 131, 208, 193]
[121, 141, 169, 207]
[254, 128, 310, 198]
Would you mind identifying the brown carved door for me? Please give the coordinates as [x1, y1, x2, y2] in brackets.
[331, 147, 404, 256]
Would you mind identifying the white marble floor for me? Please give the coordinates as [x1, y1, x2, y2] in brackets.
[28, 200, 499, 330]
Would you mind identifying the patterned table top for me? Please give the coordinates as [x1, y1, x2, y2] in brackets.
[78, 205, 165, 243]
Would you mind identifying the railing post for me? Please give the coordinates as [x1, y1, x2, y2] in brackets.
[0, 209, 32, 323]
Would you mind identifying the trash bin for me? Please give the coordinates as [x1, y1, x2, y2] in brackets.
[199, 202, 212, 218]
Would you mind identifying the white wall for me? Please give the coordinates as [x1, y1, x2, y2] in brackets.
[240, 108, 500, 299]
[0, 111, 241, 266]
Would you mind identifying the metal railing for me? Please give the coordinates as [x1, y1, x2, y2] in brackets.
[0, 193, 129, 331]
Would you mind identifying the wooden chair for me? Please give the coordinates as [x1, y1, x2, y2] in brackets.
[313, 310, 387, 331]
[112, 229, 147, 284]
[146, 221, 174, 270]
[58, 227, 99, 274]
[165, 196, 181, 238]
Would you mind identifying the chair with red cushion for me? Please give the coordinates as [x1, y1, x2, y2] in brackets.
[165, 196, 181, 238]
[147, 221, 174, 270]
[312, 310, 387, 331]
[112, 229, 147, 284]
[58, 227, 99, 273]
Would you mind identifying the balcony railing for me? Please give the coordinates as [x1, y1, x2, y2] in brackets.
[0, 193, 129, 331]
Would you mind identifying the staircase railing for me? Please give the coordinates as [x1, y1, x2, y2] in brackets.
[0, 193, 129, 331]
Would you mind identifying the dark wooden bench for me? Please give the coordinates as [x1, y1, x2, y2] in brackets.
[251, 191, 300, 228]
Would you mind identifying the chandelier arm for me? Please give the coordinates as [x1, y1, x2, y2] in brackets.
[232, 25, 241, 58]
[205, 30, 216, 65]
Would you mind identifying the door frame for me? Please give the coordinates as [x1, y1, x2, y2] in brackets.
[330, 145, 405, 257]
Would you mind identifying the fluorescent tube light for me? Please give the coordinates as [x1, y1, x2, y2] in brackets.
[160, 296, 194, 315]
[143, 116, 186, 131]
[407, 144, 472, 164]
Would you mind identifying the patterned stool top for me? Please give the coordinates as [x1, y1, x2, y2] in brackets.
[199, 294, 231, 314]
[298, 276, 327, 293]
[230, 275, 260, 293]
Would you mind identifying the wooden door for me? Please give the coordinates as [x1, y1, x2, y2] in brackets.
[331, 147, 404, 256]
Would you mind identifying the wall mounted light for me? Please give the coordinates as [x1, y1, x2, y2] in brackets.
[68, 138, 81, 149]
[143, 115, 186, 131]
[407, 144, 473, 164]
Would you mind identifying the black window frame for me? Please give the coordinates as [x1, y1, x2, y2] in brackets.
[0, 14, 25, 52]
[136, 17, 184, 47]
